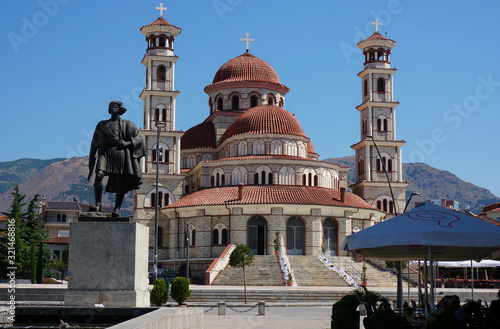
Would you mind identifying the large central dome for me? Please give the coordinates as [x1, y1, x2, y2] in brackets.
[220, 105, 307, 143]
[212, 52, 281, 85]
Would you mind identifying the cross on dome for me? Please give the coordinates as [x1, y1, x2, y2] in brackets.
[371, 18, 382, 33]
[156, 3, 167, 17]
[240, 32, 255, 53]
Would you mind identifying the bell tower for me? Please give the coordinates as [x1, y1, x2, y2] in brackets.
[134, 4, 185, 221]
[350, 20, 407, 215]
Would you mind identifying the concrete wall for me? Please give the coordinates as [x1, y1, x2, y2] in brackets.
[108, 307, 203, 329]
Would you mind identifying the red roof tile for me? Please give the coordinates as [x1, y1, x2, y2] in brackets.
[220, 105, 307, 143]
[45, 236, 69, 244]
[140, 17, 181, 32]
[367, 32, 386, 40]
[181, 121, 216, 150]
[165, 185, 375, 210]
[0, 215, 7, 222]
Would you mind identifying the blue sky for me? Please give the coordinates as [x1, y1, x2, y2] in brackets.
[1, 1, 500, 197]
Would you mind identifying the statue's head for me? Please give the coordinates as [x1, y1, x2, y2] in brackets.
[108, 100, 127, 115]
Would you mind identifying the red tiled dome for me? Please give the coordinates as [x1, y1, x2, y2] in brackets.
[181, 121, 216, 150]
[366, 32, 386, 40]
[212, 52, 281, 85]
[220, 105, 306, 143]
[307, 140, 318, 155]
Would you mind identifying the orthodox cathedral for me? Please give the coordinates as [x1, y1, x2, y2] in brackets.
[132, 8, 407, 279]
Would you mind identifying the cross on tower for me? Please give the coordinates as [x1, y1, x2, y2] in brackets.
[240, 32, 255, 53]
[371, 18, 382, 33]
[156, 3, 167, 17]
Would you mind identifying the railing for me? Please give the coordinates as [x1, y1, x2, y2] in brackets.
[204, 244, 235, 285]
[319, 254, 361, 286]
[277, 235, 295, 286]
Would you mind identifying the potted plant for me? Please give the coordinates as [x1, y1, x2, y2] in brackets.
[361, 261, 367, 287]
[274, 232, 280, 255]
[170, 276, 191, 306]
[286, 272, 293, 286]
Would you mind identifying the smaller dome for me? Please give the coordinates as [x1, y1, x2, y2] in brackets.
[220, 105, 307, 143]
[181, 121, 216, 150]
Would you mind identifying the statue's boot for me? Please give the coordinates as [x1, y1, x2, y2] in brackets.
[112, 190, 125, 217]
[89, 183, 103, 212]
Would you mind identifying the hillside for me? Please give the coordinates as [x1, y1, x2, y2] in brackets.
[0, 157, 132, 216]
[324, 156, 500, 213]
[0, 156, 497, 215]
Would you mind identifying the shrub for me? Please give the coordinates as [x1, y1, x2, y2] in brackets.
[331, 294, 360, 329]
[150, 279, 168, 306]
[170, 276, 191, 305]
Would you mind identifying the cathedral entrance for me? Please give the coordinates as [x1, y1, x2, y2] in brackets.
[323, 218, 337, 256]
[287, 217, 304, 255]
[248, 216, 267, 255]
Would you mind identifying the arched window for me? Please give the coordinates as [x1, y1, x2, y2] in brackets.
[157, 65, 166, 82]
[377, 78, 385, 93]
[187, 154, 196, 168]
[189, 224, 196, 246]
[217, 97, 223, 111]
[279, 98, 284, 107]
[151, 192, 156, 207]
[302, 174, 307, 185]
[231, 166, 248, 185]
[377, 118, 382, 131]
[383, 119, 388, 132]
[212, 168, 225, 187]
[158, 191, 163, 207]
[323, 170, 333, 188]
[252, 140, 265, 155]
[158, 226, 163, 247]
[155, 108, 160, 121]
[232, 95, 239, 110]
[270, 140, 282, 155]
[314, 175, 318, 186]
[383, 199, 388, 212]
[149, 37, 155, 48]
[308, 173, 312, 186]
[159, 37, 166, 47]
[268, 172, 273, 185]
[358, 156, 364, 175]
[212, 229, 219, 245]
[376, 158, 381, 171]
[250, 95, 258, 108]
[212, 223, 228, 245]
[152, 149, 157, 163]
[164, 193, 170, 206]
[377, 200, 382, 210]
[210, 175, 215, 187]
[168, 37, 173, 48]
[286, 141, 297, 156]
[267, 94, 275, 105]
[389, 201, 394, 214]
[146, 188, 173, 208]
[388, 158, 393, 172]
[254, 172, 259, 185]
[369, 51, 375, 61]
[279, 166, 295, 185]
[362, 117, 367, 134]
[255, 166, 272, 185]
[202, 154, 212, 162]
[237, 141, 247, 156]
[363, 80, 368, 96]
[297, 142, 306, 158]
[222, 229, 228, 244]
[162, 108, 167, 122]
[377, 50, 384, 60]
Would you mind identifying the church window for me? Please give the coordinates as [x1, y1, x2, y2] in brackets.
[286, 141, 297, 156]
[308, 173, 312, 186]
[279, 166, 295, 185]
[255, 166, 272, 184]
[314, 175, 318, 186]
[270, 140, 282, 154]
[168, 37, 173, 48]
[267, 94, 275, 105]
[268, 172, 273, 185]
[158, 191, 163, 207]
[383, 199, 388, 212]
[222, 229, 228, 244]
[377, 118, 381, 131]
[155, 108, 160, 121]
[253, 140, 265, 155]
[298, 142, 306, 158]
[152, 149, 157, 163]
[164, 193, 170, 206]
[389, 201, 394, 214]
[189, 225, 196, 246]
[157, 65, 166, 82]
[323, 170, 333, 188]
[383, 119, 388, 132]
[151, 193, 156, 207]
[212, 229, 219, 245]
[184, 185, 189, 194]
[187, 154, 196, 168]
[217, 97, 223, 111]
[213, 224, 228, 245]
[237, 141, 247, 156]
[377, 200, 381, 210]
[202, 154, 212, 162]
[231, 166, 248, 185]
[210, 176, 215, 187]
[388, 158, 393, 171]
[250, 95, 258, 108]
[358, 157, 364, 175]
[212, 168, 224, 187]
[254, 172, 259, 185]
[363, 80, 368, 96]
[279, 98, 284, 107]
[377, 78, 385, 93]
[302, 174, 307, 185]
[149, 37, 155, 48]
[362, 117, 368, 135]
[232, 95, 240, 109]
[162, 108, 167, 122]
[159, 37, 166, 47]
[158, 226, 163, 247]
[369, 51, 375, 61]
[376, 158, 381, 171]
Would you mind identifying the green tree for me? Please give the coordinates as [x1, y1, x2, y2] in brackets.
[170, 277, 191, 305]
[150, 279, 168, 306]
[229, 244, 254, 304]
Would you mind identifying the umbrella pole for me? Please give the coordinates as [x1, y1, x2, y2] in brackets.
[429, 246, 435, 309]
[471, 260, 474, 300]
[418, 260, 422, 309]
[424, 256, 428, 316]
[408, 260, 410, 304]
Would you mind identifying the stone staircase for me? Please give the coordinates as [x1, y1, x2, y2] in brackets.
[212, 255, 284, 286]
[365, 258, 418, 288]
[288, 256, 349, 286]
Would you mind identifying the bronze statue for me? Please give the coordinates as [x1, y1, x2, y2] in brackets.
[88, 101, 145, 217]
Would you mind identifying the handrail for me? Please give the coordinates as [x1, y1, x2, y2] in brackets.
[204, 244, 236, 285]
[278, 234, 295, 286]
[319, 254, 360, 286]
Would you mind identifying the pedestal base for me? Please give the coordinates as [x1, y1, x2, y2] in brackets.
[64, 289, 150, 307]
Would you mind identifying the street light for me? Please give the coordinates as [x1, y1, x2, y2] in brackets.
[404, 192, 420, 213]
[153, 121, 166, 282]
[365, 134, 403, 311]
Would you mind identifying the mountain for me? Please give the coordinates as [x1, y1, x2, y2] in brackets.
[0, 156, 497, 215]
[324, 156, 500, 214]
[0, 157, 132, 216]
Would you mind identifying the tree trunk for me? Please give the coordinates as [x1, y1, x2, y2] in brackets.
[243, 265, 247, 304]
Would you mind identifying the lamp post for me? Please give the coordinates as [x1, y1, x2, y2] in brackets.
[365, 134, 403, 311]
[404, 192, 420, 213]
[153, 121, 166, 282]
[404, 192, 420, 304]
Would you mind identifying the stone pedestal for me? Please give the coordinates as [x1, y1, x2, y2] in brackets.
[64, 219, 150, 307]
